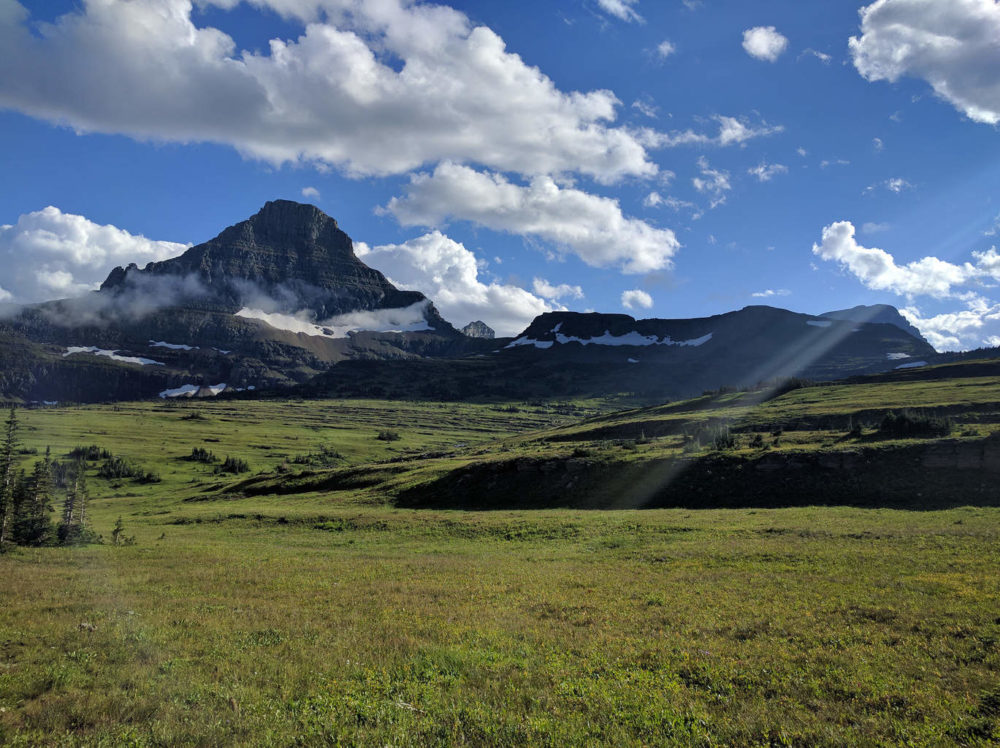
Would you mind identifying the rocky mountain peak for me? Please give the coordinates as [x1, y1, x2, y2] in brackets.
[216, 199, 343, 253]
[461, 321, 495, 339]
[97, 201, 449, 324]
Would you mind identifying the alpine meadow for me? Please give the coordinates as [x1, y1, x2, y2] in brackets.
[2, 0, 1000, 746]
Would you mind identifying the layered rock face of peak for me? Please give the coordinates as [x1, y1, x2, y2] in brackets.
[460, 321, 495, 339]
[101, 200, 445, 325]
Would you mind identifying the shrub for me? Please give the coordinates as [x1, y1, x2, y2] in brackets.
[69, 445, 112, 461]
[218, 456, 250, 474]
[97, 456, 160, 483]
[376, 430, 402, 442]
[111, 517, 136, 546]
[290, 446, 344, 467]
[56, 523, 101, 546]
[186, 447, 217, 464]
[877, 410, 953, 439]
[712, 427, 737, 451]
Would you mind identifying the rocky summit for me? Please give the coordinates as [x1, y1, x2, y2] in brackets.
[100, 200, 445, 323]
[460, 321, 495, 339]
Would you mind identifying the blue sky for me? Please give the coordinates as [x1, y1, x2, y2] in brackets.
[2, 0, 1000, 346]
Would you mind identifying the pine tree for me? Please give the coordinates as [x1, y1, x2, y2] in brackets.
[0, 407, 18, 546]
[76, 459, 89, 528]
[14, 448, 55, 546]
[57, 458, 91, 545]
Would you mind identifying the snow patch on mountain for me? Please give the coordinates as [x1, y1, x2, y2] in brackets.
[506, 329, 712, 349]
[886, 352, 911, 360]
[895, 361, 928, 370]
[236, 300, 432, 339]
[158, 383, 227, 398]
[64, 346, 164, 366]
[150, 340, 198, 351]
[505, 337, 554, 349]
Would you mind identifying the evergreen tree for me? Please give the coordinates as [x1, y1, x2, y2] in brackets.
[57, 458, 92, 545]
[14, 448, 55, 546]
[0, 407, 18, 546]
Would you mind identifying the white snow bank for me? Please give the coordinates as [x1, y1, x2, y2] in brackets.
[149, 340, 198, 351]
[159, 384, 199, 398]
[158, 382, 227, 398]
[505, 337, 554, 349]
[64, 346, 164, 366]
[807, 320, 832, 328]
[886, 352, 911, 360]
[506, 329, 712, 350]
[235, 301, 432, 339]
[895, 361, 928, 369]
[627, 358, 639, 363]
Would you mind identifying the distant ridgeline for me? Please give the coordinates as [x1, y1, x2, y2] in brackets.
[0, 200, 966, 404]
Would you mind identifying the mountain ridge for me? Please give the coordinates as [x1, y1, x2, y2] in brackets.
[0, 200, 967, 404]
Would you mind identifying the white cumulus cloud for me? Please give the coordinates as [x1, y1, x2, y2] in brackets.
[742, 26, 789, 62]
[385, 162, 680, 274]
[0, 206, 189, 304]
[751, 289, 790, 298]
[621, 289, 653, 310]
[0, 0, 656, 183]
[850, 0, 1000, 125]
[532, 278, 584, 300]
[812, 220, 1000, 350]
[354, 231, 555, 336]
[301, 186, 320, 199]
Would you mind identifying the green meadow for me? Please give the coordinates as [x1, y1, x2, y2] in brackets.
[1, 366, 999, 745]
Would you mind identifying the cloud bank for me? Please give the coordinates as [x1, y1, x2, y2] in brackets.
[0, 0, 657, 183]
[355, 231, 557, 336]
[0, 206, 188, 304]
[384, 162, 680, 274]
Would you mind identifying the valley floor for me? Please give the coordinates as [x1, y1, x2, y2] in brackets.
[1, 379, 999, 745]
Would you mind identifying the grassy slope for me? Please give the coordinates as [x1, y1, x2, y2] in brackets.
[1, 364, 999, 745]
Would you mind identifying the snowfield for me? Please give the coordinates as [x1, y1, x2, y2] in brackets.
[235, 301, 432, 339]
[506, 328, 713, 350]
[149, 340, 198, 351]
[64, 347, 164, 366]
[895, 361, 928, 370]
[158, 383, 228, 399]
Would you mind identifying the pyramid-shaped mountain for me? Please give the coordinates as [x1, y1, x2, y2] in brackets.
[100, 200, 445, 324]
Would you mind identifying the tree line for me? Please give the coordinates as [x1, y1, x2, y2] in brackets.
[0, 407, 99, 549]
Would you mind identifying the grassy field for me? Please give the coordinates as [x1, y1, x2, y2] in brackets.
[1, 366, 1000, 745]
